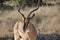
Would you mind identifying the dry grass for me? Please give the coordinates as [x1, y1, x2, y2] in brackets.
[0, 5, 60, 37]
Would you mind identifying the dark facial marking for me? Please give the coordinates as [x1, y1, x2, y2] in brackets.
[23, 18, 30, 32]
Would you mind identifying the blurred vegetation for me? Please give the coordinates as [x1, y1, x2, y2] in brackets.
[0, 0, 59, 8]
[0, 0, 58, 10]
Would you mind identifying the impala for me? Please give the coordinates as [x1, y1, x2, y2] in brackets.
[13, 0, 39, 40]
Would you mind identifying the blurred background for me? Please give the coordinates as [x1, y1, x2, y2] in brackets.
[0, 0, 60, 40]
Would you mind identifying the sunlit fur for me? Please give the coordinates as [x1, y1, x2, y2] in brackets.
[13, 19, 37, 40]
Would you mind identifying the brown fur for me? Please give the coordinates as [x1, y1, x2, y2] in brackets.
[13, 20, 37, 40]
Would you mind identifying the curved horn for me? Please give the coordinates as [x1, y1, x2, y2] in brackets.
[27, 0, 40, 17]
[18, 8, 26, 19]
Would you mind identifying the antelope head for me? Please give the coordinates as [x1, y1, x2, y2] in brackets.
[18, 0, 39, 32]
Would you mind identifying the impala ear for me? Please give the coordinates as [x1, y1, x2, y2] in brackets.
[30, 13, 35, 19]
